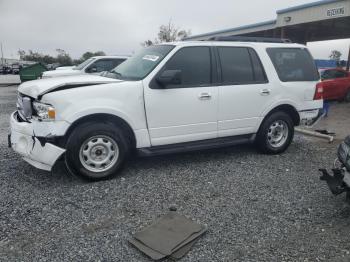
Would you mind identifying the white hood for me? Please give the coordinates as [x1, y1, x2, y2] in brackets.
[42, 69, 81, 78]
[18, 75, 121, 99]
[55, 66, 75, 70]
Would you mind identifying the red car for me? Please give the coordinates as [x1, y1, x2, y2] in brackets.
[319, 68, 350, 102]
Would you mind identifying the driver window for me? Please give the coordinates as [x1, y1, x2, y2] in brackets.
[161, 46, 211, 87]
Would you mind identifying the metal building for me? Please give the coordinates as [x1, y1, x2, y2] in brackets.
[185, 0, 350, 68]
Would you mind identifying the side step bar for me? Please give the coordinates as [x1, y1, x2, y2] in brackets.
[137, 134, 255, 157]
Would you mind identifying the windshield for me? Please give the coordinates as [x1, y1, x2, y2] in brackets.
[110, 45, 175, 80]
[74, 58, 95, 70]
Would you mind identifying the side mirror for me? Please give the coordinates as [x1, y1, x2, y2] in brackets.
[156, 70, 182, 88]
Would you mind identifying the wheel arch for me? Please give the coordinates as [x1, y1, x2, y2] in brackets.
[63, 113, 136, 149]
[263, 104, 300, 127]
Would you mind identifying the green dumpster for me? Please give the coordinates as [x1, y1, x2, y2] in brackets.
[19, 63, 47, 82]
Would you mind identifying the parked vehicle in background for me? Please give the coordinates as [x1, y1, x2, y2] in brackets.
[318, 68, 350, 102]
[55, 66, 75, 70]
[9, 39, 323, 181]
[11, 64, 21, 74]
[4, 66, 13, 74]
[41, 56, 128, 78]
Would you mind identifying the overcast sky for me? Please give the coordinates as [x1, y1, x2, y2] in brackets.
[0, 0, 349, 60]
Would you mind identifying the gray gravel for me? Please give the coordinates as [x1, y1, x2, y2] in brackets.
[1, 85, 350, 262]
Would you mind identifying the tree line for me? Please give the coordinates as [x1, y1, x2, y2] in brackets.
[18, 21, 190, 66]
[17, 49, 106, 66]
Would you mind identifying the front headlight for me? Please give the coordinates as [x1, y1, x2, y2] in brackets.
[32, 101, 56, 120]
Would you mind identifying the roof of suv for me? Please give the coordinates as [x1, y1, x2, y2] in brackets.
[159, 41, 305, 49]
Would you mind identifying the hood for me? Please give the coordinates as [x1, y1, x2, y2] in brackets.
[55, 66, 75, 70]
[18, 75, 121, 99]
[42, 69, 80, 78]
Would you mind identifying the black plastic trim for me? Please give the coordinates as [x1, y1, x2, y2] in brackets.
[137, 134, 254, 157]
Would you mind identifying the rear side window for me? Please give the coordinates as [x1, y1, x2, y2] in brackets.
[218, 47, 267, 85]
[267, 48, 319, 82]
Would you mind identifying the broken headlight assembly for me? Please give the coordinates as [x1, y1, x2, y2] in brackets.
[32, 101, 56, 121]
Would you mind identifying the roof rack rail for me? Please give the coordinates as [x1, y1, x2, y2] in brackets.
[206, 36, 292, 43]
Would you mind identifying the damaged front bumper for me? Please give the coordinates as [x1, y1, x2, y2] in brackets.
[9, 111, 67, 171]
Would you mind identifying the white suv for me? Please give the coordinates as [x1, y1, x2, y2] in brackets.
[9, 38, 323, 180]
[41, 56, 128, 78]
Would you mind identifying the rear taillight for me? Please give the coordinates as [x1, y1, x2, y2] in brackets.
[314, 82, 324, 100]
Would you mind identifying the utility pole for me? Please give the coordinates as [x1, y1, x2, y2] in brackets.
[0, 42, 3, 66]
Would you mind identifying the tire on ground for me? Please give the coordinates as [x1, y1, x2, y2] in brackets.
[65, 121, 130, 181]
[256, 111, 294, 154]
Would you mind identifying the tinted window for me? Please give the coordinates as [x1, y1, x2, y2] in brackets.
[249, 49, 267, 82]
[334, 70, 347, 78]
[112, 59, 125, 68]
[267, 48, 319, 82]
[320, 70, 334, 80]
[218, 47, 267, 85]
[161, 46, 211, 87]
[90, 59, 123, 72]
[74, 58, 95, 70]
[218, 47, 254, 84]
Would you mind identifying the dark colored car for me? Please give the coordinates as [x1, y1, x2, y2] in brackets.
[319, 68, 350, 102]
[11, 64, 21, 74]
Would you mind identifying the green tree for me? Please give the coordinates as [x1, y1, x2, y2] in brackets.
[80, 51, 106, 62]
[329, 50, 342, 61]
[142, 21, 191, 47]
[56, 48, 73, 66]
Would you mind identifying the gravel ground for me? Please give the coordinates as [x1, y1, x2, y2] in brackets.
[1, 85, 350, 262]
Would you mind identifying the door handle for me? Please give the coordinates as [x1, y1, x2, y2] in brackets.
[260, 89, 271, 96]
[198, 93, 212, 100]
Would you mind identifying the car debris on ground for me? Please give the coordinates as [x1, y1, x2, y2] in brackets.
[129, 211, 207, 260]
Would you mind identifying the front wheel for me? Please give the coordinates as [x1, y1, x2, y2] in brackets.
[65, 122, 130, 181]
[256, 112, 294, 154]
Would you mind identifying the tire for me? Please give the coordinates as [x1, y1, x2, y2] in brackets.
[256, 111, 294, 154]
[65, 121, 130, 181]
[345, 90, 350, 103]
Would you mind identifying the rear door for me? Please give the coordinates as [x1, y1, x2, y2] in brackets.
[216, 46, 271, 137]
[144, 46, 219, 146]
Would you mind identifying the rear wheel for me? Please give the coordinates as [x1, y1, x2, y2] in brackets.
[65, 122, 130, 181]
[256, 112, 294, 154]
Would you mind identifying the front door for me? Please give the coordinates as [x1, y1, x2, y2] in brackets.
[144, 46, 218, 146]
